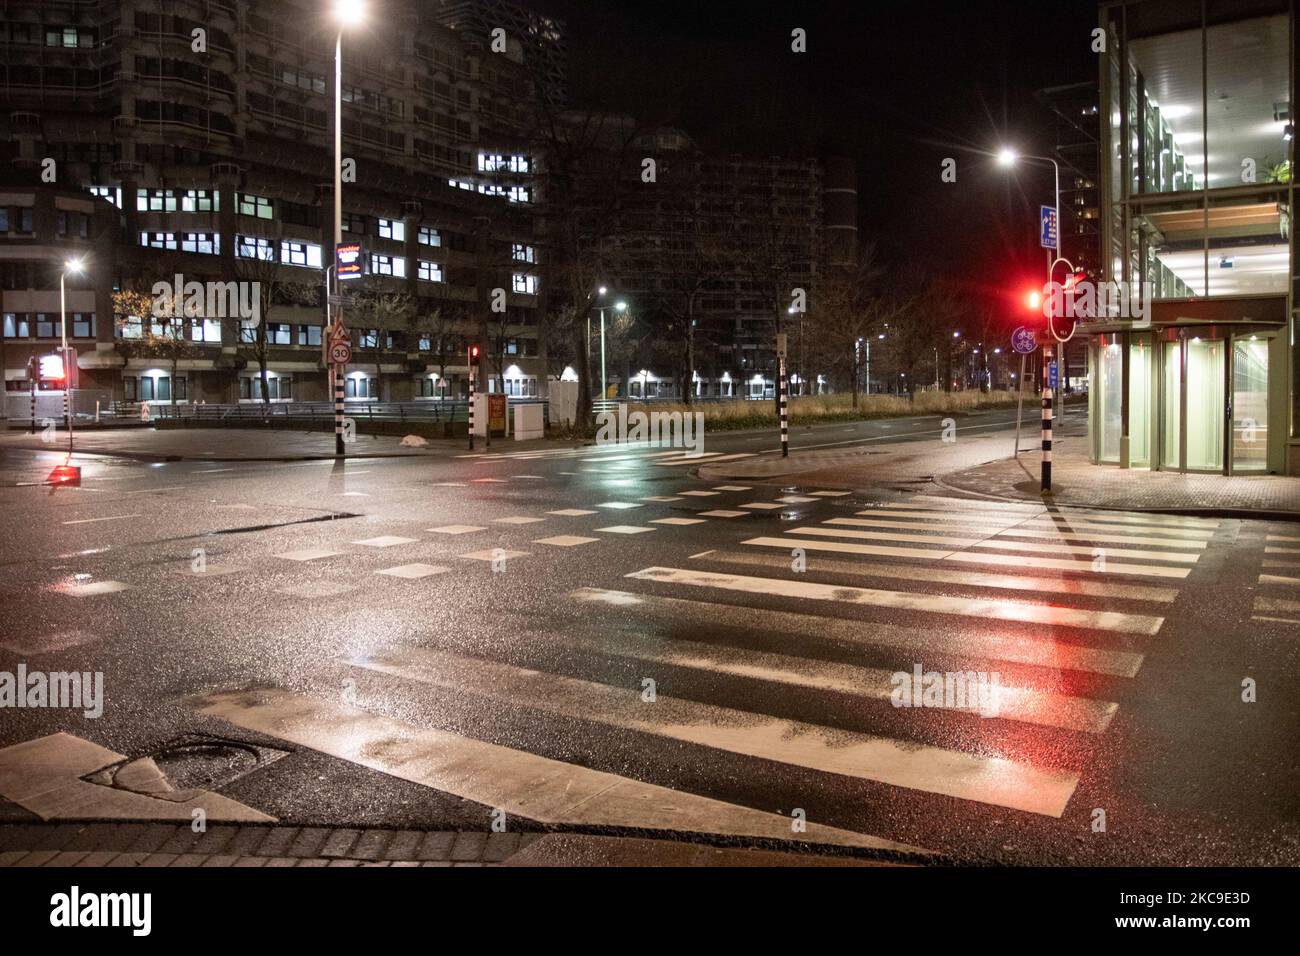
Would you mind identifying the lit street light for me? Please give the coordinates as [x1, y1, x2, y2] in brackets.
[330, 0, 366, 456]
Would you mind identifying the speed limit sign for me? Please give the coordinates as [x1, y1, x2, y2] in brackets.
[329, 342, 352, 365]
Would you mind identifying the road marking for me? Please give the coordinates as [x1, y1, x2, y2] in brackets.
[698, 510, 748, 518]
[376, 564, 450, 579]
[570, 588, 1143, 677]
[740, 502, 786, 510]
[793, 525, 982, 548]
[641, 496, 683, 502]
[697, 549, 1179, 602]
[651, 517, 707, 526]
[809, 490, 851, 497]
[1267, 534, 1300, 543]
[742, 535, 1190, 579]
[826, 518, 1208, 550]
[548, 629, 1117, 735]
[274, 548, 347, 562]
[595, 525, 655, 534]
[471, 478, 508, 483]
[533, 535, 599, 547]
[778, 496, 818, 504]
[712, 485, 752, 491]
[1265, 546, 1300, 555]
[353, 536, 419, 548]
[547, 509, 597, 517]
[1258, 574, 1300, 586]
[493, 516, 547, 525]
[460, 549, 529, 562]
[656, 453, 754, 466]
[427, 525, 485, 534]
[58, 580, 131, 597]
[678, 490, 720, 497]
[61, 514, 142, 525]
[121, 485, 184, 495]
[626, 566, 1164, 635]
[353, 647, 1080, 818]
[597, 502, 643, 510]
[193, 688, 917, 852]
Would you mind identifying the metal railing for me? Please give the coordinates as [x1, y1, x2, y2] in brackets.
[141, 399, 551, 429]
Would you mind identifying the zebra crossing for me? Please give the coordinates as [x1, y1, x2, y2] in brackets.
[1254, 530, 1300, 624]
[457, 443, 756, 468]
[183, 493, 1230, 853]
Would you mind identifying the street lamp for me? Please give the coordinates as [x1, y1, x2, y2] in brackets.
[60, 257, 85, 451]
[330, 0, 365, 455]
[996, 145, 1060, 283]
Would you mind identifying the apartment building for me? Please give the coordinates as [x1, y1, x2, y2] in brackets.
[0, 0, 556, 410]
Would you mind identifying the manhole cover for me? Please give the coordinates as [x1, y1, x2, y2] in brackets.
[84, 734, 289, 796]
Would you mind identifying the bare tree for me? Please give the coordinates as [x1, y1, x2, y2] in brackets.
[351, 288, 413, 401]
[111, 284, 201, 404]
[233, 238, 314, 406]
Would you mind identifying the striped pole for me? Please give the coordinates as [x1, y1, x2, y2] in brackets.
[779, 355, 789, 458]
[467, 354, 475, 451]
[1041, 344, 1053, 492]
[30, 378, 36, 435]
[333, 363, 345, 454]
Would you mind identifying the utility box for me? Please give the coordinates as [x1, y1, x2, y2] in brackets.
[514, 403, 544, 441]
[549, 380, 578, 425]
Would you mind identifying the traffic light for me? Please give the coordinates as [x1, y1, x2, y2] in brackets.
[468, 345, 480, 367]
[1025, 289, 1042, 313]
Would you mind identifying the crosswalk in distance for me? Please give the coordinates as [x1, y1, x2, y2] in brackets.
[189, 495, 1227, 853]
[1254, 530, 1300, 625]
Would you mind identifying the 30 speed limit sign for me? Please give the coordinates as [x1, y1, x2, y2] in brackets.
[329, 342, 352, 365]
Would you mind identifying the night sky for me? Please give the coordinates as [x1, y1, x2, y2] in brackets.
[533, 0, 1100, 315]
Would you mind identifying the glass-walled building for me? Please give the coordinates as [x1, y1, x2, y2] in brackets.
[1092, 0, 1296, 474]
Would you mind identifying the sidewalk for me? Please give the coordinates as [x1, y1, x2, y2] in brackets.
[698, 430, 1300, 518]
[0, 824, 907, 867]
[940, 434, 1300, 517]
[0, 427, 575, 462]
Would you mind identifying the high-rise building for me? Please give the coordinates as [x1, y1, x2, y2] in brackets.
[1, 0, 554, 411]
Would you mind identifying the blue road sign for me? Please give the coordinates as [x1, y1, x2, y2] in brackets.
[1011, 326, 1037, 354]
[1048, 360, 1059, 389]
[1040, 205, 1058, 250]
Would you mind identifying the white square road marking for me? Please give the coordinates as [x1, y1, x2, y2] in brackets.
[678, 490, 719, 497]
[460, 549, 530, 561]
[595, 525, 656, 535]
[740, 503, 785, 510]
[61, 581, 131, 597]
[471, 478, 508, 483]
[698, 510, 748, 518]
[433, 482, 468, 487]
[597, 502, 642, 510]
[711, 485, 751, 492]
[274, 548, 347, 561]
[533, 535, 599, 547]
[651, 518, 707, 526]
[493, 516, 546, 525]
[353, 536, 419, 548]
[547, 509, 597, 516]
[427, 525, 486, 535]
[777, 496, 818, 504]
[376, 564, 450, 579]
[641, 496, 683, 502]
[809, 490, 851, 497]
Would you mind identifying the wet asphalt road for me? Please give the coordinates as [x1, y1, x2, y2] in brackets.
[0, 405, 1297, 865]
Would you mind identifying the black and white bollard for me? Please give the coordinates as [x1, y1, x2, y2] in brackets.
[467, 372, 476, 451]
[1041, 344, 1053, 492]
[779, 355, 789, 458]
[333, 364, 345, 455]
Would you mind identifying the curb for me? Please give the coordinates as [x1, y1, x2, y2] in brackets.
[931, 474, 1300, 522]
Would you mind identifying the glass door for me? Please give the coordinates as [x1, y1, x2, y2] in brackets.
[1129, 337, 1152, 466]
[1161, 342, 1181, 469]
[1185, 337, 1224, 472]
[1231, 336, 1269, 473]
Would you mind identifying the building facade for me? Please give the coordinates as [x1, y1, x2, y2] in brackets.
[1, 0, 555, 413]
[1093, 0, 1296, 475]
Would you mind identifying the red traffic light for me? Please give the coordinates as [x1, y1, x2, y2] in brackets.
[47, 464, 81, 486]
[1025, 289, 1042, 312]
[469, 345, 480, 365]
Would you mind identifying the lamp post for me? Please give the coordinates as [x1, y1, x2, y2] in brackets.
[998, 147, 1063, 493]
[592, 295, 625, 405]
[60, 258, 84, 453]
[330, 0, 365, 456]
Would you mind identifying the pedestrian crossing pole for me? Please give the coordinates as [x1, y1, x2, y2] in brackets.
[467, 345, 479, 451]
[1041, 343, 1053, 492]
[333, 362, 345, 454]
[777, 333, 789, 458]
